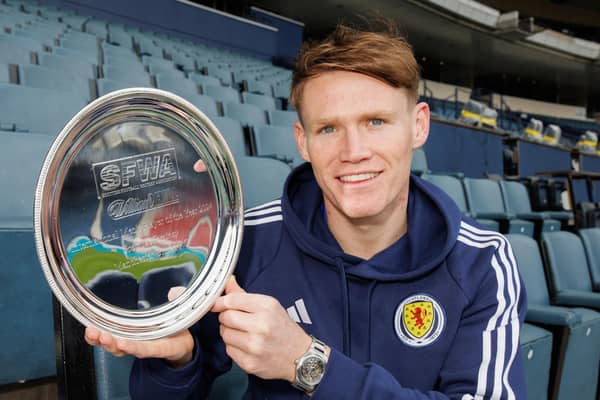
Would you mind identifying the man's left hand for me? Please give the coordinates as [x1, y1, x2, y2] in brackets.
[211, 276, 311, 382]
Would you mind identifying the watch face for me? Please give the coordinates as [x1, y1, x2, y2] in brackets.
[300, 355, 325, 385]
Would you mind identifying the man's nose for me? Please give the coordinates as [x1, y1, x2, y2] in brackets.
[339, 127, 372, 162]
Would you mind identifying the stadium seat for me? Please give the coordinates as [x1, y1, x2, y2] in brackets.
[0, 132, 56, 384]
[53, 46, 99, 65]
[210, 116, 248, 155]
[506, 233, 600, 400]
[204, 85, 241, 105]
[102, 64, 151, 86]
[223, 102, 267, 128]
[253, 125, 303, 166]
[421, 173, 500, 230]
[0, 41, 33, 65]
[242, 92, 277, 111]
[541, 231, 600, 310]
[500, 180, 561, 237]
[245, 80, 273, 96]
[0, 32, 46, 53]
[94, 348, 135, 400]
[205, 66, 232, 86]
[38, 53, 97, 79]
[189, 72, 221, 88]
[18, 64, 93, 101]
[96, 78, 153, 97]
[410, 147, 429, 176]
[235, 156, 291, 208]
[0, 83, 87, 134]
[272, 84, 290, 100]
[268, 109, 298, 128]
[463, 178, 534, 236]
[578, 228, 600, 291]
[155, 73, 200, 98]
[519, 323, 553, 400]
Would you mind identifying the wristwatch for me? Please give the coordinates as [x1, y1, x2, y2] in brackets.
[292, 335, 328, 393]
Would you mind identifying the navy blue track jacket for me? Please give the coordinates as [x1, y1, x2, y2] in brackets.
[130, 163, 527, 399]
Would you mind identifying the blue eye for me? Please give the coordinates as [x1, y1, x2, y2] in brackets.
[369, 118, 384, 126]
[320, 126, 335, 134]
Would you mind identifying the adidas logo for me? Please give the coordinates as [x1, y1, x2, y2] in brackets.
[286, 298, 312, 325]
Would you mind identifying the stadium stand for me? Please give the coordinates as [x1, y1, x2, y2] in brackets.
[541, 231, 600, 310]
[0, 132, 55, 385]
[463, 177, 535, 235]
[578, 228, 600, 291]
[507, 233, 600, 400]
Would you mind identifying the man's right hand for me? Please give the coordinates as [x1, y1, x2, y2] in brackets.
[84, 287, 196, 369]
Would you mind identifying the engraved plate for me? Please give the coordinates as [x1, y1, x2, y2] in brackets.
[34, 88, 244, 340]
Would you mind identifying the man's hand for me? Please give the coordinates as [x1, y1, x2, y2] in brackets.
[212, 276, 312, 382]
[84, 287, 196, 369]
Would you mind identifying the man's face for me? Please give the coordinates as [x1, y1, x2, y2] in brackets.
[294, 70, 429, 225]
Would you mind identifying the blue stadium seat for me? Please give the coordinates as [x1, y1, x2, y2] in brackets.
[97, 78, 152, 97]
[0, 83, 87, 134]
[0, 32, 46, 52]
[578, 228, 600, 291]
[102, 64, 151, 86]
[421, 174, 470, 216]
[463, 178, 535, 236]
[186, 94, 219, 118]
[421, 173, 500, 230]
[94, 348, 134, 400]
[210, 116, 248, 155]
[500, 180, 561, 237]
[204, 85, 240, 105]
[245, 80, 273, 96]
[0, 41, 33, 65]
[235, 156, 291, 208]
[205, 66, 233, 86]
[507, 233, 600, 400]
[268, 109, 298, 128]
[541, 231, 600, 309]
[519, 323, 553, 400]
[53, 46, 99, 65]
[107, 26, 133, 48]
[38, 52, 97, 79]
[18, 64, 92, 101]
[411, 147, 429, 176]
[189, 72, 221, 88]
[171, 54, 196, 72]
[101, 42, 138, 61]
[242, 92, 277, 111]
[155, 73, 200, 98]
[0, 62, 9, 83]
[272, 84, 290, 100]
[253, 125, 303, 166]
[223, 102, 266, 128]
[85, 19, 109, 39]
[0, 132, 56, 384]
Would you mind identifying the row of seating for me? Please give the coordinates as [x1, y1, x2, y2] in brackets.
[508, 231, 600, 400]
[412, 148, 572, 237]
[413, 147, 600, 399]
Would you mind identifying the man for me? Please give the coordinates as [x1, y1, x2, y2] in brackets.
[86, 21, 527, 399]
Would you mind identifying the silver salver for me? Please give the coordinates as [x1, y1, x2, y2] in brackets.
[34, 88, 244, 340]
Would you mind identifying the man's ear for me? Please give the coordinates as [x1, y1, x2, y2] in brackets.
[413, 101, 430, 149]
[294, 121, 311, 162]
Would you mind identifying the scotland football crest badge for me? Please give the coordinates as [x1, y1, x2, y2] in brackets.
[395, 294, 445, 347]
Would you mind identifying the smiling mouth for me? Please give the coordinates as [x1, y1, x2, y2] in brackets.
[338, 172, 380, 183]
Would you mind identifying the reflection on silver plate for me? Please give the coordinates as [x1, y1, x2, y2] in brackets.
[34, 88, 244, 340]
